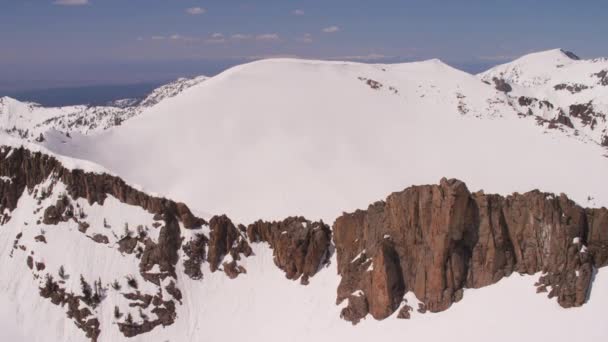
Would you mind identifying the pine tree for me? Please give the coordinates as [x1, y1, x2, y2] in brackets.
[111, 279, 121, 291]
[114, 306, 122, 319]
[126, 275, 138, 289]
[139, 308, 148, 320]
[58, 265, 68, 280]
[92, 278, 103, 305]
[123, 223, 131, 238]
[80, 275, 92, 303]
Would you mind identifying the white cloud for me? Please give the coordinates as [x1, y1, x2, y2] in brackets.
[186, 7, 206, 15]
[152, 34, 199, 42]
[244, 54, 301, 60]
[322, 26, 340, 33]
[231, 34, 252, 40]
[335, 53, 393, 61]
[206, 33, 226, 44]
[255, 33, 280, 41]
[298, 33, 313, 43]
[292, 9, 305, 15]
[477, 55, 517, 61]
[53, 0, 89, 5]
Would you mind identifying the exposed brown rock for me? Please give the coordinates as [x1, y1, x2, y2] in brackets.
[397, 304, 412, 319]
[554, 83, 589, 93]
[34, 235, 47, 243]
[340, 292, 368, 325]
[117, 236, 139, 254]
[91, 234, 109, 244]
[518, 96, 535, 106]
[118, 300, 176, 338]
[593, 69, 608, 86]
[39, 276, 101, 341]
[165, 281, 182, 303]
[139, 214, 182, 285]
[43, 205, 61, 225]
[492, 77, 512, 93]
[78, 222, 90, 233]
[0, 146, 205, 230]
[207, 215, 251, 273]
[569, 103, 605, 129]
[247, 217, 331, 284]
[333, 178, 608, 323]
[182, 233, 207, 280]
[222, 260, 247, 279]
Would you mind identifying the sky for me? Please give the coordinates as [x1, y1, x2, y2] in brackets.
[1, 0, 608, 92]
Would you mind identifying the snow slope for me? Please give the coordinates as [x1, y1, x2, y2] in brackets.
[45, 56, 608, 224]
[2, 236, 607, 342]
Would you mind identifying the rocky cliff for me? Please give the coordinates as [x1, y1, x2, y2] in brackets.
[334, 178, 608, 323]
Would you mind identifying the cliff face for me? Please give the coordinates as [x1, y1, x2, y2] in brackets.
[334, 178, 608, 323]
[247, 217, 332, 285]
[0, 146, 204, 230]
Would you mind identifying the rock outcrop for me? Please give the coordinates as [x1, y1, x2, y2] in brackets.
[0, 146, 205, 229]
[207, 215, 252, 275]
[247, 217, 332, 284]
[334, 178, 608, 323]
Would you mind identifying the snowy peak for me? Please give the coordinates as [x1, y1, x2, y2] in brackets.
[0, 75, 207, 141]
[478, 49, 608, 147]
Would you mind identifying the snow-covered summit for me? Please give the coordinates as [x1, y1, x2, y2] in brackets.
[37, 52, 608, 226]
[479, 49, 608, 147]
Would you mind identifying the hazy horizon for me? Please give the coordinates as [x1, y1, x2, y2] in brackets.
[3, 0, 608, 97]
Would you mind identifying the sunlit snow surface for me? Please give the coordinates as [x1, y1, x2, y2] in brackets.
[44, 58, 608, 223]
[0, 55, 607, 341]
[1, 243, 607, 341]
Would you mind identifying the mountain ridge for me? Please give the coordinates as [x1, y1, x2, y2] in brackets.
[0, 145, 606, 341]
[1, 48, 607, 341]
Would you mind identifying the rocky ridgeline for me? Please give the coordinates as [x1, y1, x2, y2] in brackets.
[0, 146, 333, 340]
[0, 147, 204, 229]
[334, 178, 608, 323]
[1, 147, 607, 339]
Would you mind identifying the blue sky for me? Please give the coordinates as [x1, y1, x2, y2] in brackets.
[2, 0, 608, 90]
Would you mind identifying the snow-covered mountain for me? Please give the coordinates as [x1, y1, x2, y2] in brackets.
[0, 76, 207, 140]
[1, 50, 607, 342]
[479, 49, 608, 147]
